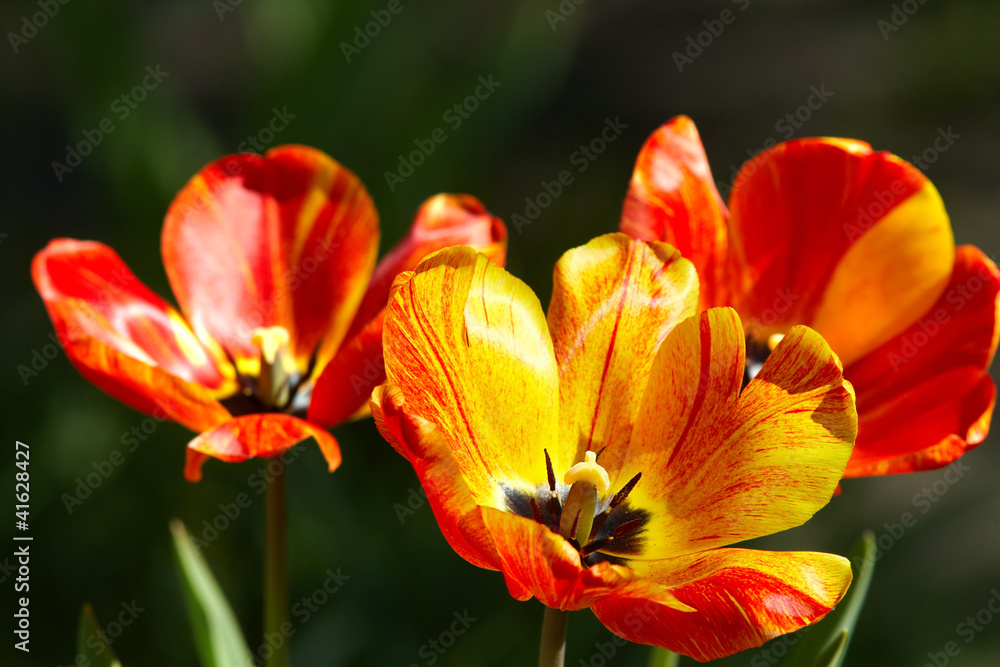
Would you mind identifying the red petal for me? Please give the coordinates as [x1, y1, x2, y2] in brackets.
[162, 145, 379, 373]
[184, 413, 340, 482]
[307, 311, 385, 427]
[728, 138, 954, 365]
[592, 549, 851, 662]
[620, 116, 730, 309]
[345, 193, 507, 342]
[32, 240, 233, 431]
[844, 246, 1000, 476]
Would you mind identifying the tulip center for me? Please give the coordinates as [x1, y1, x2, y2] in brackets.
[221, 326, 313, 415]
[743, 331, 784, 386]
[517, 449, 648, 567]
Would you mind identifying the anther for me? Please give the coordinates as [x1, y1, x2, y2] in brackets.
[544, 449, 557, 495]
[609, 472, 642, 509]
[530, 497, 545, 525]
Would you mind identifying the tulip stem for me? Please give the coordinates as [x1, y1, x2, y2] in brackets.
[538, 606, 569, 667]
[648, 647, 680, 667]
[265, 462, 289, 667]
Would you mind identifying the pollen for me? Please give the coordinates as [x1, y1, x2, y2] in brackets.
[563, 450, 610, 494]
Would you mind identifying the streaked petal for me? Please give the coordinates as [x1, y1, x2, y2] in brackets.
[844, 246, 1000, 476]
[610, 309, 855, 560]
[547, 233, 698, 476]
[371, 385, 500, 571]
[480, 507, 691, 612]
[163, 145, 378, 374]
[33, 239, 233, 390]
[593, 549, 852, 662]
[728, 138, 954, 365]
[620, 116, 730, 309]
[382, 246, 559, 509]
[183, 413, 340, 482]
[346, 193, 508, 343]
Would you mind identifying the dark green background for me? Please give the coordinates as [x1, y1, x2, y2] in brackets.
[2, 0, 999, 665]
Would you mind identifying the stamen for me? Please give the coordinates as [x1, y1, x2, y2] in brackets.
[569, 510, 582, 540]
[611, 517, 644, 539]
[544, 449, 557, 495]
[563, 450, 610, 494]
[529, 497, 545, 524]
[609, 472, 642, 509]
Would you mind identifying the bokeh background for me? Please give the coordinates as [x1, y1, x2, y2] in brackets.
[3, 0, 1000, 665]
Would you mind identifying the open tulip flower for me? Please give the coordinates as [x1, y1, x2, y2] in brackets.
[32, 145, 506, 481]
[372, 233, 858, 661]
[621, 116, 1000, 477]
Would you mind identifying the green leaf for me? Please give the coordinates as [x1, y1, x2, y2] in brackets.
[782, 531, 877, 667]
[170, 520, 254, 667]
[77, 603, 124, 667]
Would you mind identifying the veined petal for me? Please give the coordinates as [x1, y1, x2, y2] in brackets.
[547, 233, 698, 477]
[163, 145, 378, 375]
[620, 116, 730, 309]
[612, 309, 855, 560]
[382, 246, 559, 510]
[728, 138, 954, 365]
[183, 413, 340, 482]
[844, 246, 1000, 476]
[371, 385, 500, 571]
[593, 549, 852, 662]
[480, 507, 691, 612]
[33, 239, 233, 390]
[346, 194, 508, 343]
[32, 240, 232, 432]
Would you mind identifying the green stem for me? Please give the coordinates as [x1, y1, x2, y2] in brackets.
[648, 647, 680, 667]
[265, 463, 289, 667]
[538, 606, 569, 667]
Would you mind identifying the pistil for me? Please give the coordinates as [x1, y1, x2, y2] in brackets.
[251, 326, 296, 409]
[559, 451, 610, 544]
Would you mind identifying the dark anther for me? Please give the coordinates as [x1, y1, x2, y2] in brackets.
[594, 446, 607, 461]
[530, 497, 545, 524]
[569, 510, 582, 540]
[547, 495, 562, 533]
[580, 537, 610, 557]
[544, 449, 557, 495]
[610, 517, 644, 540]
[609, 472, 642, 509]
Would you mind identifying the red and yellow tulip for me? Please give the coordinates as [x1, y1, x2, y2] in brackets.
[372, 233, 857, 661]
[621, 116, 1000, 477]
[33, 145, 506, 481]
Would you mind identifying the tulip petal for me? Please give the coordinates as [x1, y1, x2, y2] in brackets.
[32, 239, 233, 431]
[183, 413, 340, 482]
[371, 385, 501, 571]
[620, 116, 730, 309]
[479, 507, 692, 612]
[306, 310, 385, 428]
[728, 138, 954, 364]
[163, 145, 379, 374]
[346, 194, 507, 343]
[611, 309, 855, 560]
[381, 246, 559, 510]
[547, 233, 698, 476]
[592, 549, 852, 662]
[844, 246, 1000, 476]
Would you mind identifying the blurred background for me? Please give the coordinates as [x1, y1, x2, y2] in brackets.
[2, 0, 999, 664]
